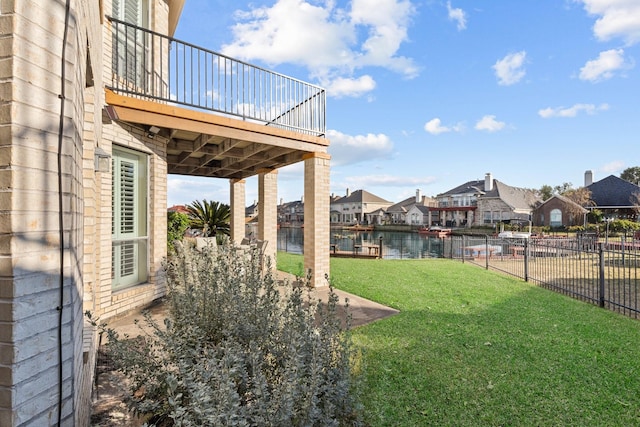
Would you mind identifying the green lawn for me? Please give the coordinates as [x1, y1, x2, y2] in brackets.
[277, 252, 640, 426]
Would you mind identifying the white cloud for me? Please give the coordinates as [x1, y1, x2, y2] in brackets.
[474, 115, 505, 132]
[538, 103, 610, 118]
[493, 51, 527, 86]
[600, 160, 625, 175]
[221, 0, 419, 98]
[446, 1, 467, 31]
[579, 48, 630, 82]
[424, 118, 464, 135]
[327, 129, 394, 166]
[323, 75, 376, 98]
[338, 174, 436, 190]
[577, 0, 640, 45]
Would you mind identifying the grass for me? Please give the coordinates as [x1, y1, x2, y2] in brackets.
[277, 252, 640, 426]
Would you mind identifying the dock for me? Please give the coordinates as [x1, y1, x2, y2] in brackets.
[330, 243, 381, 259]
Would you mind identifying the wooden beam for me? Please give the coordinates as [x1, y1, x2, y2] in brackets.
[105, 89, 329, 150]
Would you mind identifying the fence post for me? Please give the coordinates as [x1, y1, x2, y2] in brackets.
[599, 242, 605, 308]
[485, 235, 489, 270]
[523, 238, 529, 282]
[461, 235, 466, 263]
[451, 236, 455, 260]
[378, 236, 383, 259]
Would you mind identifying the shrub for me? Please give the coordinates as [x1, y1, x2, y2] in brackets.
[167, 211, 190, 253]
[103, 242, 362, 426]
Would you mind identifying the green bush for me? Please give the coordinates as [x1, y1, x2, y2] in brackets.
[104, 242, 362, 426]
[167, 211, 190, 253]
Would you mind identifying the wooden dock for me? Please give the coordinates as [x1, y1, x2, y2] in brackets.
[330, 243, 380, 259]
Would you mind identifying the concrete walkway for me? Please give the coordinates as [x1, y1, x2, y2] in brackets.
[104, 271, 399, 336]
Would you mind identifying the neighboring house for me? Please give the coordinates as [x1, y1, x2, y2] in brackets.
[246, 201, 259, 220]
[406, 205, 432, 226]
[278, 199, 305, 225]
[532, 194, 588, 228]
[437, 173, 540, 227]
[384, 189, 438, 225]
[584, 171, 640, 220]
[168, 204, 190, 215]
[1, 1, 330, 424]
[330, 189, 393, 225]
[366, 207, 387, 225]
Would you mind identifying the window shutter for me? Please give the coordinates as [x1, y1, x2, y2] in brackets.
[112, 148, 148, 289]
[119, 159, 136, 235]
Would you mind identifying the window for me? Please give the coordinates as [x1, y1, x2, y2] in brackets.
[550, 209, 562, 228]
[112, 147, 148, 290]
[483, 211, 492, 224]
[112, 0, 150, 89]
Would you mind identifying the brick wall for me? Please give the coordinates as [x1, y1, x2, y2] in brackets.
[0, 0, 89, 424]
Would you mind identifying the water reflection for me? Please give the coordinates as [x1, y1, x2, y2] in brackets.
[276, 227, 445, 259]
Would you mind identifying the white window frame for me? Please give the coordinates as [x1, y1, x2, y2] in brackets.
[112, 146, 149, 290]
[550, 209, 562, 228]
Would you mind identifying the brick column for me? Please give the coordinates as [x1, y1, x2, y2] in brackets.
[230, 179, 246, 244]
[304, 153, 331, 288]
[258, 170, 278, 272]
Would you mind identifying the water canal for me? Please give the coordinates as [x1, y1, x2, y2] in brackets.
[276, 227, 446, 259]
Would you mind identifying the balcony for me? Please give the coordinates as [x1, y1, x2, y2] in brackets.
[105, 17, 328, 179]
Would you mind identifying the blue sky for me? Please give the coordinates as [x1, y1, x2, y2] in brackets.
[168, 0, 640, 207]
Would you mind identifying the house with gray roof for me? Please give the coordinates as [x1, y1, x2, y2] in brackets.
[436, 173, 541, 227]
[585, 173, 640, 220]
[382, 189, 439, 225]
[330, 189, 393, 225]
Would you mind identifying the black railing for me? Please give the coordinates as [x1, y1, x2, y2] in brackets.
[107, 17, 326, 136]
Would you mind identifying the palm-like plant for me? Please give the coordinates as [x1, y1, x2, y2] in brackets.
[187, 199, 231, 237]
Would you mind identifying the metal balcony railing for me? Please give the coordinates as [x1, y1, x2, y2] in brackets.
[107, 17, 326, 137]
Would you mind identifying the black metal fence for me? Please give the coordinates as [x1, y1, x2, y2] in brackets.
[277, 230, 640, 319]
[449, 235, 640, 319]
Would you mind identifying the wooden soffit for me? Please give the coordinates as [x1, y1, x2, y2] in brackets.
[104, 89, 329, 180]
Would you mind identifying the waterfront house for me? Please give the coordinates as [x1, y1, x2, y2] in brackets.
[532, 194, 588, 228]
[1, 1, 330, 423]
[437, 173, 540, 227]
[330, 189, 392, 225]
[585, 171, 640, 220]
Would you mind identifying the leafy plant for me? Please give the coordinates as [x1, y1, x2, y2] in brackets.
[187, 199, 230, 237]
[103, 243, 362, 426]
[167, 211, 190, 253]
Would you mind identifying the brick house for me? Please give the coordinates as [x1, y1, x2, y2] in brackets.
[437, 173, 541, 227]
[531, 194, 588, 228]
[330, 189, 392, 225]
[0, 1, 330, 424]
[384, 189, 438, 225]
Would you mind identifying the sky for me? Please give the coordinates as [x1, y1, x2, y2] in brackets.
[167, 0, 640, 207]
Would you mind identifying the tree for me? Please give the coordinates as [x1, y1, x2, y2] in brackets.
[187, 199, 230, 237]
[554, 182, 573, 195]
[563, 187, 594, 225]
[539, 185, 553, 201]
[621, 167, 640, 186]
[631, 192, 640, 220]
